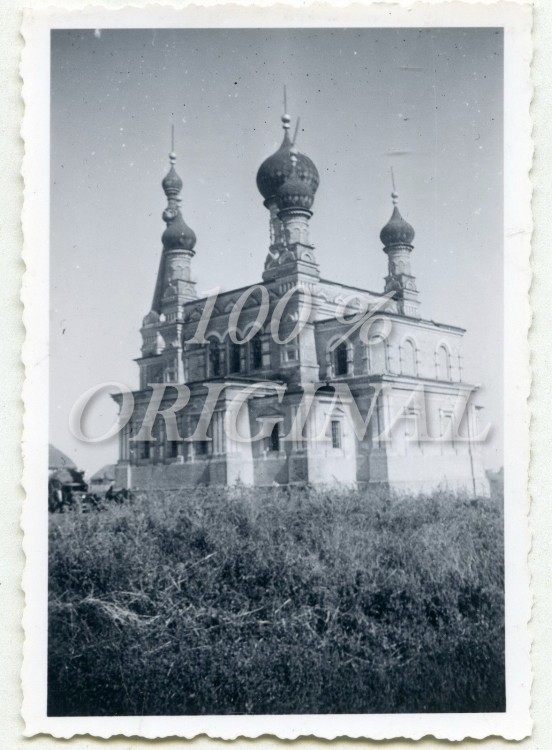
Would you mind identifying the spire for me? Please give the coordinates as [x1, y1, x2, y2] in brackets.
[292, 117, 300, 146]
[151, 138, 198, 313]
[282, 84, 291, 135]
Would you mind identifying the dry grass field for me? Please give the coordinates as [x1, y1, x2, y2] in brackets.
[48, 485, 505, 715]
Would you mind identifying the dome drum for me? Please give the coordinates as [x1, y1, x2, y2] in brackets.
[278, 205, 313, 218]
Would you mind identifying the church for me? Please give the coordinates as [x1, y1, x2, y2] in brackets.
[113, 109, 490, 496]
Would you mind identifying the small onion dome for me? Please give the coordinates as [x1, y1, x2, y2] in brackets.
[162, 163, 183, 197]
[277, 150, 315, 212]
[256, 116, 319, 204]
[162, 208, 197, 252]
[380, 192, 415, 247]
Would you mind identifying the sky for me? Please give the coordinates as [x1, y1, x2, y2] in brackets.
[50, 27, 503, 474]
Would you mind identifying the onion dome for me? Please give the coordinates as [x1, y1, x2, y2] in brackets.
[277, 147, 315, 212]
[162, 152, 183, 197]
[380, 191, 415, 247]
[256, 114, 319, 204]
[162, 208, 197, 251]
[161, 150, 196, 252]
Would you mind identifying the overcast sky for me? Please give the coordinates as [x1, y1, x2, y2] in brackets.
[50, 27, 503, 474]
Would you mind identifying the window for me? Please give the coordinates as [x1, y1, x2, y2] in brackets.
[148, 365, 164, 383]
[167, 440, 179, 459]
[366, 320, 387, 374]
[436, 345, 451, 380]
[140, 441, 151, 460]
[334, 341, 349, 376]
[195, 440, 210, 457]
[331, 420, 342, 449]
[285, 346, 298, 362]
[208, 338, 221, 377]
[250, 334, 263, 370]
[228, 341, 241, 373]
[367, 342, 386, 374]
[401, 339, 417, 376]
[266, 423, 280, 453]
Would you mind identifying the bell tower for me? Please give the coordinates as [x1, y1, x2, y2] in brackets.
[274, 145, 320, 282]
[152, 137, 198, 314]
[255, 104, 322, 384]
[380, 185, 420, 319]
[256, 93, 320, 282]
[139, 136, 198, 386]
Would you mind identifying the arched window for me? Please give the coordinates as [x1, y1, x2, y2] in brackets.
[365, 319, 387, 375]
[208, 338, 221, 377]
[268, 423, 280, 452]
[250, 333, 263, 370]
[401, 339, 417, 376]
[436, 344, 451, 381]
[333, 341, 350, 377]
[228, 340, 241, 374]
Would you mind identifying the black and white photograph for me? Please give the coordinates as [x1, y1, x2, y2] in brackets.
[19, 3, 532, 741]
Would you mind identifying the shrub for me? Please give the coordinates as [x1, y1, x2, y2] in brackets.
[48, 485, 505, 715]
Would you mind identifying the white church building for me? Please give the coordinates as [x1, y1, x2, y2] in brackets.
[113, 109, 490, 496]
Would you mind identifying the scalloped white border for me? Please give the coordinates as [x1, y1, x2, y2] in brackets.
[20, 1, 532, 740]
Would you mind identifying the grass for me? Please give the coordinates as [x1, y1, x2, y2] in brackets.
[48, 485, 505, 716]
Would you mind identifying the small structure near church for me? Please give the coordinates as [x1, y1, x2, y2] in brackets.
[48, 443, 88, 511]
[90, 464, 116, 493]
[113, 107, 489, 496]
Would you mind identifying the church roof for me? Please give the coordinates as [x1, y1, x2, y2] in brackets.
[314, 311, 465, 333]
[91, 464, 116, 482]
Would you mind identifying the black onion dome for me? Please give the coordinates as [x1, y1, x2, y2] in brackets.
[380, 196, 415, 247]
[277, 167, 315, 211]
[256, 131, 319, 203]
[162, 163, 183, 197]
[162, 210, 197, 252]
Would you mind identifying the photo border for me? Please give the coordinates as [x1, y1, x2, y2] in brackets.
[20, 1, 532, 739]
